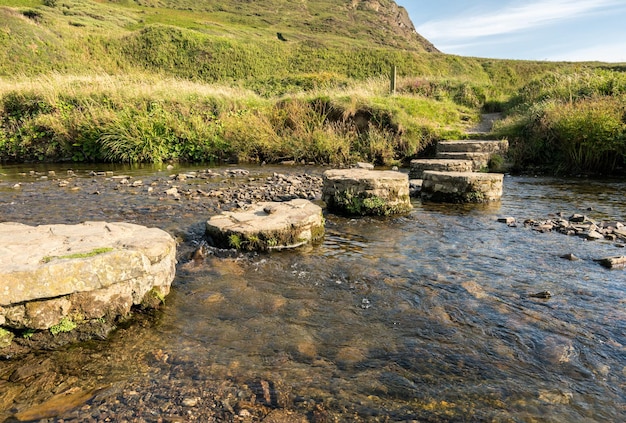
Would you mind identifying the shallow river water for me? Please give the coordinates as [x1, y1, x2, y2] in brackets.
[1, 164, 625, 422]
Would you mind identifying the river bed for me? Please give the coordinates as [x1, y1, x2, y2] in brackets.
[1, 164, 625, 422]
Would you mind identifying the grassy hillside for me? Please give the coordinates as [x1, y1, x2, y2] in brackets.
[0, 0, 624, 171]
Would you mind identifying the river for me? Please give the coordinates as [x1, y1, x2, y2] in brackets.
[1, 164, 625, 422]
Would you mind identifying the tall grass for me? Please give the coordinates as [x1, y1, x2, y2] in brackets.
[0, 74, 473, 165]
[495, 69, 626, 174]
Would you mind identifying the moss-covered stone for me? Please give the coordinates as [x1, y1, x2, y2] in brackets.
[322, 169, 412, 216]
[206, 199, 325, 251]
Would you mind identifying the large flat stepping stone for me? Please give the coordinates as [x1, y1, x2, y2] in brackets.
[436, 139, 509, 154]
[435, 152, 492, 171]
[322, 169, 412, 216]
[409, 158, 474, 179]
[206, 199, 324, 251]
[421, 171, 504, 203]
[0, 221, 176, 332]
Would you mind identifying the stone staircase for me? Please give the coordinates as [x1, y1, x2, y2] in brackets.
[410, 139, 508, 203]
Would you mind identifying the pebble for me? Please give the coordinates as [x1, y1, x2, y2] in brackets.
[498, 217, 516, 226]
[165, 187, 179, 196]
[182, 397, 200, 407]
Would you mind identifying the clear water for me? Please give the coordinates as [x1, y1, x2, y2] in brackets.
[1, 165, 625, 421]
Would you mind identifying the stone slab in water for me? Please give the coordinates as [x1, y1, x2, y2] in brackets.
[409, 159, 474, 179]
[421, 171, 504, 203]
[435, 152, 492, 171]
[206, 199, 324, 251]
[597, 256, 626, 269]
[322, 169, 412, 216]
[0, 221, 176, 331]
[436, 139, 509, 154]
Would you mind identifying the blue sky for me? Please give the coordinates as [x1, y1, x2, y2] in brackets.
[395, 0, 626, 62]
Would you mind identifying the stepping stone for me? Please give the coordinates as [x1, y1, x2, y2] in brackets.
[421, 171, 504, 203]
[436, 139, 509, 154]
[0, 221, 176, 332]
[409, 158, 474, 179]
[435, 152, 492, 171]
[205, 199, 324, 251]
[322, 169, 412, 216]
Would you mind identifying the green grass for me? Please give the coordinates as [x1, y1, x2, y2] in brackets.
[0, 0, 624, 173]
[494, 69, 626, 174]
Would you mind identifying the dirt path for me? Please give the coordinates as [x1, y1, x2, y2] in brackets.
[466, 112, 502, 134]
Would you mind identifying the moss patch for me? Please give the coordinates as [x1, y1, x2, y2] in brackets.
[0, 327, 14, 348]
[49, 317, 77, 335]
[330, 190, 411, 216]
[41, 247, 114, 263]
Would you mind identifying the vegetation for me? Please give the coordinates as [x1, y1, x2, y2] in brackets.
[494, 69, 626, 174]
[0, 327, 14, 348]
[41, 247, 114, 263]
[330, 189, 411, 216]
[49, 317, 77, 335]
[0, 0, 624, 174]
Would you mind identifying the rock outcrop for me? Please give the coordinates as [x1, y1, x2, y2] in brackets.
[0, 221, 176, 337]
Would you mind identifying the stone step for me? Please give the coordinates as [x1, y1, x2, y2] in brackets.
[206, 199, 324, 251]
[322, 169, 412, 216]
[421, 170, 504, 203]
[409, 158, 474, 179]
[0, 221, 176, 332]
[435, 152, 491, 171]
[436, 139, 509, 155]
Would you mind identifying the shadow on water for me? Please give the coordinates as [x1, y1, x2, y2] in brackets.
[1, 166, 625, 421]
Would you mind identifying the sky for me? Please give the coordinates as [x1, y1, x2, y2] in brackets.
[395, 0, 626, 62]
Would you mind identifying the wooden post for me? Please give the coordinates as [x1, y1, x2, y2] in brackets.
[390, 65, 397, 95]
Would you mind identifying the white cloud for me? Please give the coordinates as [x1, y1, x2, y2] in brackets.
[552, 42, 626, 63]
[417, 0, 623, 42]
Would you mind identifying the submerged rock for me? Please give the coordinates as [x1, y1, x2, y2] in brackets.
[596, 256, 626, 270]
[206, 199, 324, 251]
[0, 222, 176, 346]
